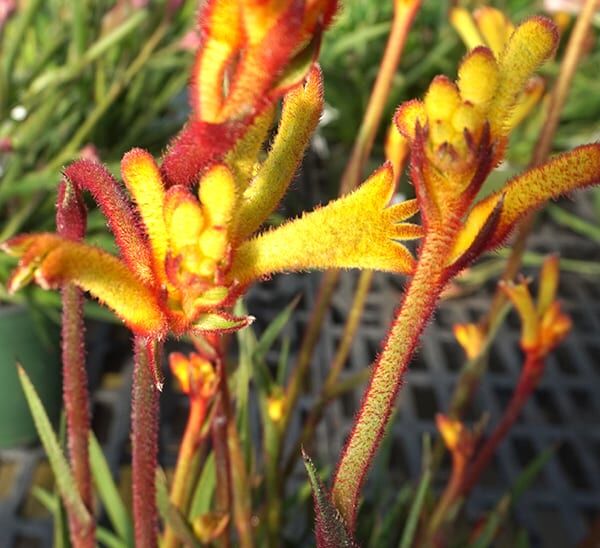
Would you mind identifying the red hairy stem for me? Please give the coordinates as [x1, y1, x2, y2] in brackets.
[461, 353, 543, 496]
[61, 285, 95, 547]
[163, 398, 208, 548]
[131, 337, 161, 548]
[56, 180, 94, 547]
[331, 228, 458, 529]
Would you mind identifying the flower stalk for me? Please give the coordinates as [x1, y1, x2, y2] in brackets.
[131, 337, 161, 548]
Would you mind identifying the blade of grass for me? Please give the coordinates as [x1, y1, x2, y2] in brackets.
[398, 435, 432, 548]
[189, 452, 216, 519]
[17, 364, 91, 528]
[156, 468, 202, 548]
[89, 433, 134, 545]
[468, 446, 556, 548]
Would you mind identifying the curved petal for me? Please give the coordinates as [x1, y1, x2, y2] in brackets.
[2, 234, 166, 337]
[229, 164, 420, 284]
[232, 66, 324, 242]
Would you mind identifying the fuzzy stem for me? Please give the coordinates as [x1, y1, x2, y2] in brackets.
[61, 284, 94, 548]
[163, 398, 208, 548]
[461, 353, 543, 496]
[332, 230, 456, 529]
[131, 337, 160, 548]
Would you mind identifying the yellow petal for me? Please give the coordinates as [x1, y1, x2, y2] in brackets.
[225, 104, 277, 191]
[424, 76, 461, 122]
[536, 254, 559, 317]
[474, 7, 513, 57]
[121, 149, 168, 283]
[395, 99, 428, 142]
[384, 121, 410, 185]
[447, 194, 503, 266]
[500, 280, 539, 348]
[505, 75, 545, 131]
[457, 47, 499, 107]
[3, 234, 165, 336]
[488, 16, 558, 136]
[229, 164, 419, 284]
[164, 186, 205, 253]
[450, 8, 485, 50]
[233, 66, 323, 242]
[199, 164, 237, 229]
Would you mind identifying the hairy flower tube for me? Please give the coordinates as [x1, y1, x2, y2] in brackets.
[330, 13, 600, 532]
[161, 0, 339, 186]
[2, 68, 422, 347]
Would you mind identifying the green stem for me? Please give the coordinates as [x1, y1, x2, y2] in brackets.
[331, 229, 456, 530]
[131, 337, 160, 548]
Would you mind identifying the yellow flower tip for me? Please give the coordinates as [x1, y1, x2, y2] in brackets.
[121, 148, 168, 279]
[267, 393, 286, 423]
[193, 512, 230, 544]
[474, 6, 513, 57]
[537, 254, 560, 316]
[450, 7, 484, 50]
[199, 164, 237, 229]
[539, 302, 571, 352]
[453, 322, 485, 360]
[506, 75, 545, 130]
[394, 99, 427, 142]
[384, 122, 410, 181]
[489, 15, 558, 134]
[500, 279, 540, 349]
[424, 76, 461, 122]
[164, 186, 205, 253]
[457, 46, 499, 107]
[169, 351, 217, 400]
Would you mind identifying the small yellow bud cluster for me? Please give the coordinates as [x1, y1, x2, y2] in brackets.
[169, 352, 218, 401]
[164, 164, 236, 284]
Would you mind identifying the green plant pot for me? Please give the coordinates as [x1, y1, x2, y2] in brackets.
[0, 304, 61, 448]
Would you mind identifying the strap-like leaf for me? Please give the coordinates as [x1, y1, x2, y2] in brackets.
[303, 450, 358, 548]
[17, 364, 91, 528]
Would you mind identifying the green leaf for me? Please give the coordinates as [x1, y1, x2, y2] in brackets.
[273, 32, 321, 93]
[89, 433, 133, 544]
[253, 295, 301, 362]
[468, 446, 556, 548]
[17, 364, 91, 528]
[369, 484, 412, 547]
[156, 468, 202, 548]
[399, 435, 433, 548]
[192, 312, 252, 333]
[189, 452, 216, 520]
[302, 450, 358, 548]
[96, 527, 128, 548]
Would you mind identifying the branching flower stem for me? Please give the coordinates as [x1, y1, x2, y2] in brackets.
[331, 226, 458, 529]
[461, 354, 543, 497]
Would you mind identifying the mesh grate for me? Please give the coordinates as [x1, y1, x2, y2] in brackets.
[0, 225, 598, 547]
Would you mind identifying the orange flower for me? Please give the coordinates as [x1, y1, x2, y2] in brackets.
[169, 352, 218, 402]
